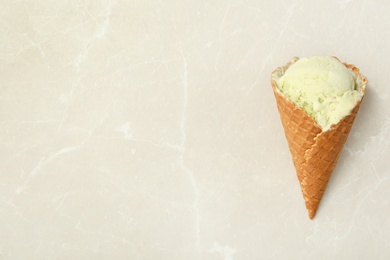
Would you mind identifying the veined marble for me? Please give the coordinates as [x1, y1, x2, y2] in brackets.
[1, 0, 390, 259]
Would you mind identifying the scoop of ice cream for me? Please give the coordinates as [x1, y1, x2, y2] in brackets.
[275, 56, 362, 131]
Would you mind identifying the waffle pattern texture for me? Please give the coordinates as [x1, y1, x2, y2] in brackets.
[271, 57, 367, 219]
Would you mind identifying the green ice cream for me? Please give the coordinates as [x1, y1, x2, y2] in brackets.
[275, 56, 362, 131]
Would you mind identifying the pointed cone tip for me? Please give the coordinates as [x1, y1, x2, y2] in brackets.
[308, 210, 316, 220]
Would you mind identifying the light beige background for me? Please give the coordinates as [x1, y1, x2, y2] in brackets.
[1, 0, 390, 259]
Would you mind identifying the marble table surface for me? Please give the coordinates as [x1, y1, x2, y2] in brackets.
[1, 0, 390, 259]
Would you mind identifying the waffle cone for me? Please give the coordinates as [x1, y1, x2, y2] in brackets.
[271, 57, 367, 219]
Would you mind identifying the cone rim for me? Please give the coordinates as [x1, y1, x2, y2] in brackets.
[270, 56, 367, 133]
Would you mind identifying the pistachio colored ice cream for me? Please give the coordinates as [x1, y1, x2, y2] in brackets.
[275, 56, 362, 131]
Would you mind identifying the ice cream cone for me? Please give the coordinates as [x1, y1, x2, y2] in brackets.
[270, 57, 367, 219]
